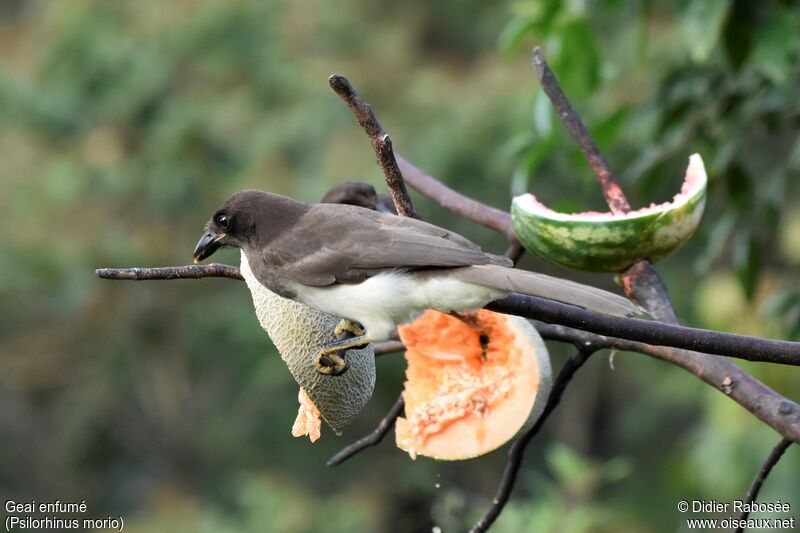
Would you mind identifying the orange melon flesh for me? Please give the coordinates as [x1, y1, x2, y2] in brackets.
[292, 388, 322, 443]
[395, 309, 551, 460]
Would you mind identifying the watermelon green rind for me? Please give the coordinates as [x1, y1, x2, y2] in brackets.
[511, 154, 707, 272]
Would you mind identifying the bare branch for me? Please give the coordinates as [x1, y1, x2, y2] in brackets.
[735, 438, 793, 532]
[397, 154, 518, 242]
[533, 47, 678, 321]
[527, 47, 800, 444]
[489, 294, 800, 367]
[532, 47, 630, 215]
[94, 263, 800, 368]
[470, 348, 595, 533]
[534, 321, 800, 443]
[329, 75, 419, 219]
[373, 340, 405, 356]
[96, 264, 243, 281]
[95, 266, 800, 367]
[327, 395, 405, 467]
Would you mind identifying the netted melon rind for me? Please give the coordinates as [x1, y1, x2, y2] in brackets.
[240, 251, 376, 434]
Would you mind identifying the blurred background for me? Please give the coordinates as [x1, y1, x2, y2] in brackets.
[1, 0, 799, 531]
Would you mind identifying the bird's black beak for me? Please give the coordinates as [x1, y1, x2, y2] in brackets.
[193, 231, 226, 263]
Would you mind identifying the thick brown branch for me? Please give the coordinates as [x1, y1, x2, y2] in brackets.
[94, 266, 800, 368]
[470, 348, 595, 533]
[489, 294, 800, 367]
[534, 322, 800, 443]
[329, 75, 419, 219]
[735, 438, 793, 532]
[326, 395, 405, 467]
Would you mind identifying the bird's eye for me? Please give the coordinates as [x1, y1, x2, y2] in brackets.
[215, 213, 231, 230]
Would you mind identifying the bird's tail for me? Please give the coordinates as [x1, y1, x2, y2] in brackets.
[451, 264, 641, 317]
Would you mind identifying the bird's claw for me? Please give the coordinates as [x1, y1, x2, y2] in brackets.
[314, 331, 371, 376]
[333, 319, 365, 339]
[315, 349, 349, 376]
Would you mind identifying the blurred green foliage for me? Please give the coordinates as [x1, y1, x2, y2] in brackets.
[0, 0, 798, 531]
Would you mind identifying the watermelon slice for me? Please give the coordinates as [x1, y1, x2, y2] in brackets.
[512, 154, 707, 272]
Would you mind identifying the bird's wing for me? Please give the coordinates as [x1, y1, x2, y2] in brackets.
[263, 204, 511, 286]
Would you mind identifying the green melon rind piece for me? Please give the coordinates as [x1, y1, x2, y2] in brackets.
[239, 251, 375, 435]
[511, 154, 707, 272]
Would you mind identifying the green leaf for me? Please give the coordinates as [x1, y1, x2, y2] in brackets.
[590, 106, 630, 151]
[532, 89, 553, 137]
[733, 232, 760, 300]
[553, 17, 600, 98]
[498, 14, 537, 52]
[695, 210, 736, 273]
[680, 0, 731, 63]
[752, 13, 800, 84]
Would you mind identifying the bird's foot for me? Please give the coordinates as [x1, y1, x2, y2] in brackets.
[333, 319, 366, 339]
[315, 333, 371, 376]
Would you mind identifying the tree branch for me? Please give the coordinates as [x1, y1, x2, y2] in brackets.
[329, 75, 419, 219]
[386, 46, 800, 442]
[326, 395, 405, 467]
[94, 267, 800, 368]
[396, 154, 518, 242]
[488, 294, 800, 367]
[373, 340, 405, 357]
[533, 46, 678, 321]
[96, 264, 243, 281]
[735, 438, 793, 532]
[470, 348, 596, 533]
[532, 47, 630, 214]
[533, 322, 800, 444]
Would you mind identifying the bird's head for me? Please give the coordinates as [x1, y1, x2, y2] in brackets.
[192, 190, 268, 263]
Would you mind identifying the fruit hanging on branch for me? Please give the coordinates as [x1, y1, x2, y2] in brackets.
[512, 154, 707, 272]
[395, 310, 552, 460]
[240, 251, 376, 438]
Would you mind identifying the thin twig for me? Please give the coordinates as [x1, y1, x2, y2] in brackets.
[327, 395, 406, 467]
[470, 348, 595, 533]
[532, 47, 630, 215]
[397, 154, 518, 242]
[373, 340, 405, 356]
[96, 264, 243, 281]
[735, 438, 793, 532]
[329, 75, 419, 219]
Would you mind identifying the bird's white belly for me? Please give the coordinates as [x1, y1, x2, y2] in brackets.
[288, 271, 507, 341]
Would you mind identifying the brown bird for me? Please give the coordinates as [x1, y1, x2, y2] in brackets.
[193, 190, 639, 374]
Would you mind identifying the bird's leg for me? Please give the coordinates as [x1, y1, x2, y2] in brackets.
[315, 333, 371, 376]
[333, 319, 366, 338]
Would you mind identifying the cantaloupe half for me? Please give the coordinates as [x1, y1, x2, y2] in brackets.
[240, 251, 376, 437]
[395, 310, 552, 460]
